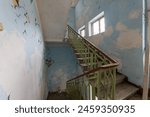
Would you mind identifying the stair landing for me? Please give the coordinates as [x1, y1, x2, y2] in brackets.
[116, 82, 139, 100]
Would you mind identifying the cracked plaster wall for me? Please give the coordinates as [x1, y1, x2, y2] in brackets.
[74, 0, 144, 86]
[0, 0, 47, 99]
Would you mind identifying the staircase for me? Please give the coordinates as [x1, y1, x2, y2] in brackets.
[47, 73, 140, 100]
[64, 25, 140, 100]
[47, 25, 141, 100]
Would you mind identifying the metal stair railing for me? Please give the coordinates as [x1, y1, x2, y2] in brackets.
[66, 25, 119, 100]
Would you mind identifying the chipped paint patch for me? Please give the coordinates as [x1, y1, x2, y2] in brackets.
[115, 22, 142, 49]
[116, 22, 128, 31]
[128, 9, 141, 20]
[116, 29, 142, 49]
[87, 34, 104, 47]
[104, 26, 113, 37]
[51, 68, 68, 91]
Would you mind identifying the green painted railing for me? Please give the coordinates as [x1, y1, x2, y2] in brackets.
[66, 25, 119, 100]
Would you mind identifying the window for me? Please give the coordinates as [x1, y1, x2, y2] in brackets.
[78, 25, 85, 37]
[89, 12, 105, 36]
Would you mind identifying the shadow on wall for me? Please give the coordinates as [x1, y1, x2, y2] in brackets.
[45, 42, 82, 92]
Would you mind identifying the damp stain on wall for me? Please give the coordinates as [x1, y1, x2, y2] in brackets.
[45, 42, 82, 92]
[115, 22, 142, 49]
[128, 9, 141, 20]
[31, 0, 33, 4]
[0, 0, 46, 99]
[73, 0, 143, 86]
[104, 26, 114, 37]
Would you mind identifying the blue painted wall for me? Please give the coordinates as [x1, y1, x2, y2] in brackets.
[45, 42, 82, 92]
[67, 7, 76, 29]
[0, 0, 48, 99]
[73, 0, 144, 86]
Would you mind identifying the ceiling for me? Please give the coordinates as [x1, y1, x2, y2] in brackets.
[37, 0, 78, 42]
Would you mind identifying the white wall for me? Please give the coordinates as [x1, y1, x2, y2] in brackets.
[0, 0, 48, 100]
[37, 0, 73, 42]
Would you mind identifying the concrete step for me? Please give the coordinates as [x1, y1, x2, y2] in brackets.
[87, 72, 127, 85]
[128, 94, 142, 100]
[47, 92, 72, 100]
[128, 94, 150, 100]
[116, 73, 127, 85]
[115, 82, 139, 100]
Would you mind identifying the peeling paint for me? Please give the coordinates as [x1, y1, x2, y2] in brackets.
[87, 34, 104, 47]
[0, 0, 46, 99]
[116, 28, 142, 49]
[104, 26, 113, 37]
[74, 0, 144, 87]
[51, 68, 68, 91]
[128, 9, 141, 20]
[116, 22, 128, 32]
[115, 22, 142, 49]
[45, 42, 82, 92]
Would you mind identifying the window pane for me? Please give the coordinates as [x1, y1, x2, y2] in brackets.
[80, 29, 85, 37]
[92, 20, 99, 35]
[100, 17, 105, 33]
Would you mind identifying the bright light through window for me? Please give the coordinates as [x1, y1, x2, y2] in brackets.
[80, 29, 85, 37]
[88, 11, 105, 36]
[78, 25, 85, 37]
[100, 17, 105, 33]
[93, 20, 99, 35]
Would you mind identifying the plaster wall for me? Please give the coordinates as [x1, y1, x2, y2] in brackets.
[36, 0, 73, 42]
[45, 42, 82, 92]
[0, 0, 47, 99]
[75, 0, 144, 86]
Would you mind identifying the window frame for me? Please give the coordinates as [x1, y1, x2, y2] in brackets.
[88, 11, 105, 36]
[78, 25, 85, 37]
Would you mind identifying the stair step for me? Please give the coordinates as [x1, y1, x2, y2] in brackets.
[128, 94, 142, 100]
[115, 82, 139, 100]
[116, 73, 126, 85]
[128, 94, 150, 100]
[83, 72, 126, 84]
[47, 92, 72, 100]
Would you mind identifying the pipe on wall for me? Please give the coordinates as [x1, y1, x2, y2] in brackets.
[142, 0, 150, 100]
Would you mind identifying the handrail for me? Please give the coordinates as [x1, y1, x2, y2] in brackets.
[66, 25, 119, 100]
[67, 63, 118, 83]
[67, 25, 119, 64]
